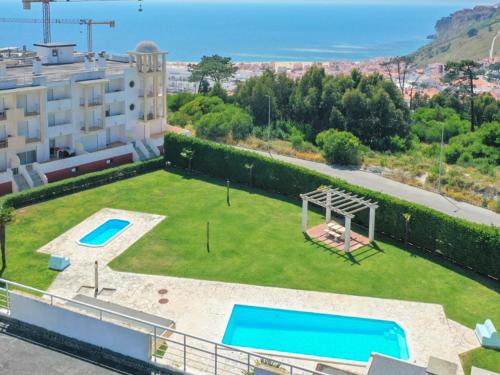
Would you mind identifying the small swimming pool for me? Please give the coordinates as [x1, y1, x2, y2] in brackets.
[222, 305, 409, 362]
[78, 219, 131, 247]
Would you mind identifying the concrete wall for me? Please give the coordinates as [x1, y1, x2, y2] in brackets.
[10, 292, 151, 361]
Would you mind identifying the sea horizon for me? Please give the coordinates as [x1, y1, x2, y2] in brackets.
[0, 0, 495, 62]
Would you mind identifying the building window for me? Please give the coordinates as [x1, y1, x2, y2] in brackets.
[17, 150, 37, 165]
[129, 80, 135, 88]
[129, 103, 135, 111]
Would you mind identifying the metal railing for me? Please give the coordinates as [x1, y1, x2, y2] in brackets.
[80, 96, 103, 107]
[48, 95, 71, 102]
[24, 105, 40, 117]
[0, 278, 329, 375]
[80, 119, 104, 132]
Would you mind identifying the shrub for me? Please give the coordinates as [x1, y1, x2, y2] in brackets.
[164, 133, 500, 279]
[195, 105, 253, 141]
[316, 129, 362, 165]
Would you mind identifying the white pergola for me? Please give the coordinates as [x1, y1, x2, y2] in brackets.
[300, 187, 378, 252]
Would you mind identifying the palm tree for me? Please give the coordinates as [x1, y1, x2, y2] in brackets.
[0, 207, 14, 271]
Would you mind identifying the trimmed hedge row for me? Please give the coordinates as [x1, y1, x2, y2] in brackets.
[164, 133, 500, 279]
[0, 157, 164, 209]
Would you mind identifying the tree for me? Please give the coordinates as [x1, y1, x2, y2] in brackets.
[195, 104, 253, 141]
[0, 207, 14, 271]
[381, 56, 415, 96]
[209, 82, 228, 102]
[188, 55, 238, 93]
[316, 129, 362, 166]
[444, 60, 481, 131]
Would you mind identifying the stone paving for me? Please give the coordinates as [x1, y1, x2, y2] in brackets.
[39, 208, 479, 375]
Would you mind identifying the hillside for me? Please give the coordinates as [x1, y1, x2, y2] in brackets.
[412, 3, 500, 64]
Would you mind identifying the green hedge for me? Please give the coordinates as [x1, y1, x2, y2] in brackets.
[1, 157, 164, 209]
[164, 133, 500, 279]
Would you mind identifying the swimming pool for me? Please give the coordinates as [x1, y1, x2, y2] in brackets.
[78, 219, 131, 247]
[222, 305, 409, 362]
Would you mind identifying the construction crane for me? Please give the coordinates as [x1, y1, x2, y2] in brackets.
[0, 18, 115, 53]
[21, 0, 142, 44]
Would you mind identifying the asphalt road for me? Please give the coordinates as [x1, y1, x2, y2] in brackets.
[0, 329, 123, 375]
[244, 148, 500, 227]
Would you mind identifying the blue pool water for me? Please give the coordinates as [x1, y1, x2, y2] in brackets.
[222, 305, 409, 362]
[79, 219, 131, 247]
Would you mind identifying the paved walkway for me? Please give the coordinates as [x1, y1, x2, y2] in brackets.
[241, 148, 500, 227]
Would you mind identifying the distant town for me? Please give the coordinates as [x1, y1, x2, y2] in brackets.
[168, 57, 500, 100]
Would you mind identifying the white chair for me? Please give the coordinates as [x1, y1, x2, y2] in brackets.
[475, 319, 500, 349]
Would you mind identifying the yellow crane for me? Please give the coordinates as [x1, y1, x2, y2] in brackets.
[0, 18, 115, 52]
[21, 0, 142, 44]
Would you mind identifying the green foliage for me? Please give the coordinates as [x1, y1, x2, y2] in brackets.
[168, 93, 198, 113]
[177, 95, 225, 124]
[234, 70, 294, 126]
[0, 158, 164, 209]
[445, 122, 500, 167]
[195, 104, 253, 141]
[208, 82, 229, 102]
[316, 129, 362, 165]
[188, 55, 238, 92]
[164, 133, 500, 279]
[411, 107, 469, 143]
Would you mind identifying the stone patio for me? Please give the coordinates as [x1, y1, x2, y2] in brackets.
[38, 208, 479, 375]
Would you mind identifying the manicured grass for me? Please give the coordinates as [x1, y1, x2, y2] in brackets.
[460, 347, 500, 375]
[2, 170, 499, 335]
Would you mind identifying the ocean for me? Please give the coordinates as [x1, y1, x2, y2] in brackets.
[0, 0, 490, 62]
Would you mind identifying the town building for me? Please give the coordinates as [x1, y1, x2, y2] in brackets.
[0, 40, 169, 195]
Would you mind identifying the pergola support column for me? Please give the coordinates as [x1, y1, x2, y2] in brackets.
[369, 207, 376, 242]
[301, 199, 308, 233]
[325, 190, 332, 223]
[344, 217, 351, 252]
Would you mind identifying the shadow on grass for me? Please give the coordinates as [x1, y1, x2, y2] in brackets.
[304, 233, 384, 266]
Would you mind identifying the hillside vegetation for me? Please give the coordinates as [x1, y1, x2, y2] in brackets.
[412, 4, 500, 64]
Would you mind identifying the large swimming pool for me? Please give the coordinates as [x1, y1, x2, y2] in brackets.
[222, 305, 409, 362]
[78, 219, 131, 247]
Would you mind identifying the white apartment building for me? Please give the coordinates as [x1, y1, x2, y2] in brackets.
[0, 40, 170, 195]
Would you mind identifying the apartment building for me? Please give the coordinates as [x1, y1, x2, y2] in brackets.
[0, 40, 169, 195]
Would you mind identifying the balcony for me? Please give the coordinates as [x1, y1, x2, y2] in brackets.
[48, 94, 71, 102]
[26, 136, 42, 144]
[105, 113, 126, 127]
[0, 138, 8, 149]
[81, 119, 104, 132]
[139, 90, 155, 98]
[0, 110, 7, 121]
[139, 113, 155, 122]
[24, 105, 40, 117]
[80, 96, 103, 107]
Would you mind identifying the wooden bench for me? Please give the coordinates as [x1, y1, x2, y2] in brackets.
[324, 229, 342, 241]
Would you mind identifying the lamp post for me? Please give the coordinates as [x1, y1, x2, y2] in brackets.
[265, 95, 271, 153]
[437, 122, 444, 193]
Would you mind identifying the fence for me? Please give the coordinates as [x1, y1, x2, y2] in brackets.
[0, 278, 331, 375]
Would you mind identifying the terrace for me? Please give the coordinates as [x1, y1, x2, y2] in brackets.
[1, 169, 498, 374]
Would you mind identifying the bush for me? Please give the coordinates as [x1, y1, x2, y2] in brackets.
[195, 104, 253, 141]
[164, 133, 500, 279]
[316, 129, 362, 165]
[1, 157, 164, 209]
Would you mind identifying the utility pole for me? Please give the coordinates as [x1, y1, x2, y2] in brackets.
[437, 122, 445, 194]
[265, 95, 271, 153]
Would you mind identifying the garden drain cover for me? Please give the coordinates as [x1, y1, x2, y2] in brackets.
[158, 289, 168, 295]
[158, 298, 169, 304]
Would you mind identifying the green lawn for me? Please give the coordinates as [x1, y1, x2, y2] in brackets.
[2, 169, 499, 369]
[460, 347, 500, 375]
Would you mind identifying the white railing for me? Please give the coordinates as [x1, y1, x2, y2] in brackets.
[0, 278, 329, 375]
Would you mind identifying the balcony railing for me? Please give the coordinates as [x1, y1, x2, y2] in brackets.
[26, 135, 42, 144]
[105, 111, 125, 118]
[0, 139, 8, 149]
[0, 111, 7, 121]
[48, 121, 71, 128]
[24, 105, 40, 117]
[139, 91, 155, 98]
[81, 119, 104, 132]
[139, 113, 155, 121]
[105, 87, 124, 94]
[48, 95, 71, 102]
[80, 96, 103, 107]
